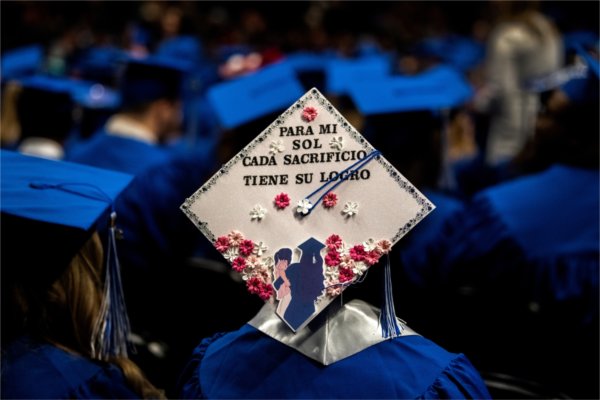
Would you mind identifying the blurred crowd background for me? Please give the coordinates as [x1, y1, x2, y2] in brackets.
[1, 1, 598, 399]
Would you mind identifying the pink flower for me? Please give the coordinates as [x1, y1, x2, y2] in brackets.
[338, 266, 355, 283]
[274, 193, 291, 209]
[349, 245, 367, 262]
[326, 234, 343, 251]
[364, 250, 382, 266]
[215, 236, 230, 253]
[228, 230, 244, 246]
[326, 285, 343, 297]
[376, 239, 392, 254]
[246, 277, 274, 301]
[322, 192, 338, 208]
[239, 239, 254, 256]
[325, 251, 341, 267]
[232, 257, 247, 272]
[302, 106, 318, 122]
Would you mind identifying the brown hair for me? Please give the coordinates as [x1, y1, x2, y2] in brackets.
[12, 232, 165, 399]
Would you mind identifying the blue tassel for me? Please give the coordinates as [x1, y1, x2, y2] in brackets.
[380, 254, 402, 339]
[91, 212, 132, 360]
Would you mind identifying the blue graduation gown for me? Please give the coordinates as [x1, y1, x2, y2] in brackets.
[177, 324, 491, 399]
[65, 129, 172, 175]
[402, 164, 599, 398]
[1, 336, 138, 399]
[433, 164, 599, 325]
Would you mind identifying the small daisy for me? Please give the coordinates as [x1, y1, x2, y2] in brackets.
[322, 192, 338, 208]
[302, 106, 318, 122]
[250, 204, 267, 221]
[273, 193, 291, 209]
[329, 136, 344, 151]
[296, 199, 313, 215]
[253, 241, 268, 256]
[342, 201, 359, 217]
[223, 247, 239, 262]
[269, 139, 285, 155]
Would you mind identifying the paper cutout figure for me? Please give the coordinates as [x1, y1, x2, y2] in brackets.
[279, 237, 326, 331]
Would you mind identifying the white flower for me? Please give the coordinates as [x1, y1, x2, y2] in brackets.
[296, 199, 313, 215]
[253, 241, 268, 256]
[352, 262, 368, 275]
[269, 139, 285, 155]
[342, 201, 359, 217]
[262, 256, 274, 269]
[223, 247, 239, 262]
[250, 204, 267, 221]
[363, 238, 377, 252]
[329, 136, 344, 151]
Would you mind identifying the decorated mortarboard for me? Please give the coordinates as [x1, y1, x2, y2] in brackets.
[182, 88, 434, 333]
[325, 55, 391, 95]
[1, 150, 134, 359]
[348, 65, 473, 115]
[207, 63, 305, 129]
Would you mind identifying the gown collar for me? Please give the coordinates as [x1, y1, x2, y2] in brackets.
[249, 299, 418, 365]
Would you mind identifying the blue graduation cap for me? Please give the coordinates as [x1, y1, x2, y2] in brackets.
[70, 46, 127, 86]
[1, 150, 134, 358]
[207, 63, 305, 129]
[1, 45, 44, 83]
[325, 55, 391, 95]
[561, 44, 599, 105]
[156, 35, 204, 66]
[348, 65, 474, 115]
[119, 56, 190, 109]
[283, 51, 329, 73]
[415, 35, 485, 72]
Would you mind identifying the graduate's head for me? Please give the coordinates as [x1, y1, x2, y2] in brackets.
[527, 43, 599, 170]
[0, 151, 164, 398]
[119, 57, 187, 141]
[15, 76, 75, 145]
[0, 151, 133, 350]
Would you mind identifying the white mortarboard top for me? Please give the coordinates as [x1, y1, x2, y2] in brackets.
[181, 88, 434, 334]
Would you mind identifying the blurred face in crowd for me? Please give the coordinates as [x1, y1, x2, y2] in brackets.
[154, 98, 183, 142]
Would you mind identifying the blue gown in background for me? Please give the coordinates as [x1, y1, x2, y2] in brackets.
[177, 324, 491, 399]
[1, 336, 138, 399]
[65, 129, 173, 176]
[401, 164, 599, 398]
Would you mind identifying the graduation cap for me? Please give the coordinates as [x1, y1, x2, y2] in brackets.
[415, 35, 485, 72]
[347, 65, 474, 191]
[1, 150, 134, 359]
[182, 88, 434, 333]
[325, 55, 391, 96]
[15, 75, 76, 145]
[347, 65, 473, 115]
[207, 63, 305, 129]
[119, 56, 189, 110]
[0, 45, 44, 83]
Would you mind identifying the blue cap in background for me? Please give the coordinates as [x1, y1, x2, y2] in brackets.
[325, 55, 391, 95]
[1, 150, 133, 276]
[119, 56, 189, 109]
[561, 44, 599, 104]
[207, 62, 304, 129]
[415, 35, 485, 72]
[348, 65, 474, 115]
[1, 45, 44, 83]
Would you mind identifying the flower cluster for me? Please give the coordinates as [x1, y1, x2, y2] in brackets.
[322, 234, 392, 298]
[214, 230, 274, 300]
[302, 106, 318, 122]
